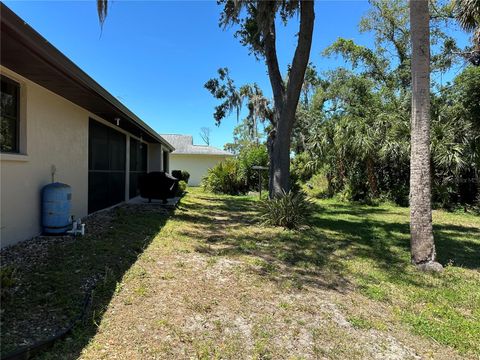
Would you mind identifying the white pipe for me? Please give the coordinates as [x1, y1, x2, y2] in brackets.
[66, 221, 85, 236]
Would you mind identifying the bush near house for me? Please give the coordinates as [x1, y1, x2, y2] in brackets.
[177, 180, 187, 196]
[172, 170, 191, 184]
[202, 144, 269, 195]
[238, 144, 269, 190]
[202, 158, 247, 195]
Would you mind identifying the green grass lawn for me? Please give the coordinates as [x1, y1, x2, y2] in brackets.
[312, 198, 480, 354]
[2, 188, 479, 359]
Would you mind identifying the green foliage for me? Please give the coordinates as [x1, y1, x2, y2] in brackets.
[474, 193, 480, 214]
[225, 118, 266, 155]
[218, 0, 302, 59]
[204, 68, 272, 133]
[294, 1, 478, 209]
[204, 68, 243, 124]
[202, 158, 246, 195]
[291, 152, 315, 183]
[453, 0, 480, 58]
[238, 144, 269, 190]
[172, 170, 191, 184]
[202, 144, 269, 195]
[181, 171, 190, 184]
[210, 1, 315, 196]
[453, 65, 480, 129]
[177, 180, 187, 196]
[304, 173, 331, 199]
[259, 191, 313, 230]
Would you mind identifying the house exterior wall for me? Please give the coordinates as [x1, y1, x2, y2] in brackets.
[0, 67, 167, 247]
[169, 154, 230, 186]
[1, 67, 89, 247]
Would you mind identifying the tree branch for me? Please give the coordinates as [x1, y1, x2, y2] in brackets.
[259, 1, 285, 113]
[285, 0, 315, 119]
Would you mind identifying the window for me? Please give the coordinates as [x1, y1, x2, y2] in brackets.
[1, 76, 20, 153]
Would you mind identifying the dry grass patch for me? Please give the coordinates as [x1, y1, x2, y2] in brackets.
[14, 188, 479, 359]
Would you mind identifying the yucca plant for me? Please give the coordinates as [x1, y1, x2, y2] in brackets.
[259, 191, 313, 230]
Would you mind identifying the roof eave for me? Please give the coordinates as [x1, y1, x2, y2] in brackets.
[0, 3, 174, 151]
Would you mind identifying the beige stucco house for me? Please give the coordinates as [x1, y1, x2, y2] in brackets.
[161, 135, 233, 186]
[0, 4, 174, 247]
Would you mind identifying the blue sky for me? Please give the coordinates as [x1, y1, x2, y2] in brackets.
[3, 1, 470, 149]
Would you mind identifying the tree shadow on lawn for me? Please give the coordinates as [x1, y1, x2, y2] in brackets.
[184, 195, 479, 294]
[312, 203, 480, 271]
[0, 205, 170, 360]
[317, 202, 480, 269]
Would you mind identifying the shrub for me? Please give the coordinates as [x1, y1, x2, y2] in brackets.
[304, 173, 331, 198]
[202, 144, 269, 195]
[181, 170, 190, 184]
[259, 191, 313, 230]
[202, 158, 246, 195]
[291, 152, 315, 183]
[172, 170, 191, 184]
[238, 144, 269, 191]
[177, 180, 187, 196]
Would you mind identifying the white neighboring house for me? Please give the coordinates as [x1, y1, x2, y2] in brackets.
[161, 135, 233, 186]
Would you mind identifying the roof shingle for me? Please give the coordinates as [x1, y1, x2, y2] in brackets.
[160, 134, 233, 156]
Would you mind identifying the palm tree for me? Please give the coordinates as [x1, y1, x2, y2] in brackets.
[454, 0, 480, 45]
[453, 0, 480, 65]
[409, 0, 442, 271]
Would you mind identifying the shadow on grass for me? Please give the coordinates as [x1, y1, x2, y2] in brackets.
[318, 202, 480, 269]
[0, 205, 170, 360]
[434, 224, 480, 269]
[180, 194, 479, 294]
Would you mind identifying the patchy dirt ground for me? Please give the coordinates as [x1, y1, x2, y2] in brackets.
[0, 204, 169, 357]
[74, 191, 476, 359]
[3, 189, 478, 359]
[79, 252, 450, 360]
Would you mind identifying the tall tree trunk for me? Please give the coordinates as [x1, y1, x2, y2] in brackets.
[337, 156, 345, 190]
[271, 109, 294, 195]
[366, 157, 378, 197]
[409, 0, 441, 270]
[262, 1, 315, 198]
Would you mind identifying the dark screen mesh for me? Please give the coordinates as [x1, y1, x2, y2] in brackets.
[88, 119, 126, 213]
[129, 138, 148, 198]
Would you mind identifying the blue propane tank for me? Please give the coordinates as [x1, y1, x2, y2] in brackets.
[42, 182, 72, 234]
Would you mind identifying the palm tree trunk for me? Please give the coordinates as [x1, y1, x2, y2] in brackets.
[409, 0, 441, 270]
[366, 156, 378, 197]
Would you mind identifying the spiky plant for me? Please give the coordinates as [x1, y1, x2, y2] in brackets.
[259, 191, 313, 230]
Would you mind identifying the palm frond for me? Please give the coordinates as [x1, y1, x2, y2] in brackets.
[454, 0, 480, 49]
[97, 0, 108, 27]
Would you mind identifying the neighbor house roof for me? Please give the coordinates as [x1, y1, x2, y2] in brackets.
[161, 134, 233, 156]
[0, 3, 174, 150]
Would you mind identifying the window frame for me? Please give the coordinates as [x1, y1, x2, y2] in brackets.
[0, 75, 21, 154]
